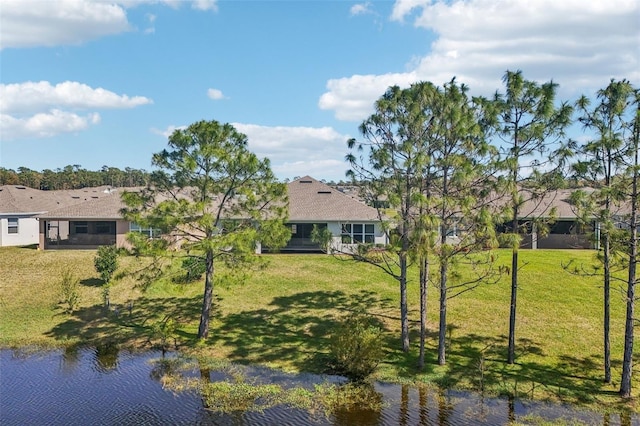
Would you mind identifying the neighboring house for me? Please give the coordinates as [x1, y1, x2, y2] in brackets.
[281, 176, 387, 253]
[0, 185, 116, 247]
[5, 179, 616, 252]
[34, 176, 386, 252]
[37, 190, 130, 250]
[497, 188, 598, 250]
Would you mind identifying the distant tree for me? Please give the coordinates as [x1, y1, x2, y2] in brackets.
[489, 70, 573, 365]
[0, 168, 19, 185]
[17, 167, 41, 189]
[122, 119, 290, 339]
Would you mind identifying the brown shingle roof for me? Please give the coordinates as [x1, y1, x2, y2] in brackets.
[37, 190, 126, 220]
[0, 185, 117, 215]
[287, 176, 380, 221]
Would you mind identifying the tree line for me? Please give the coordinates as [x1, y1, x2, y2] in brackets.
[345, 71, 638, 398]
[0, 165, 150, 190]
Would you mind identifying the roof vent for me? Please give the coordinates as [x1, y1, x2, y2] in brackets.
[16, 186, 26, 189]
[300, 180, 312, 183]
[72, 196, 80, 199]
[317, 191, 332, 194]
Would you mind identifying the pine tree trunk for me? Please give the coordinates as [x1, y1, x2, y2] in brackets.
[197, 251, 215, 339]
[419, 257, 429, 369]
[603, 235, 612, 383]
[438, 240, 448, 366]
[508, 207, 519, 364]
[400, 250, 409, 352]
[620, 124, 638, 398]
[438, 262, 447, 365]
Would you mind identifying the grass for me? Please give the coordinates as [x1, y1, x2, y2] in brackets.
[0, 246, 637, 414]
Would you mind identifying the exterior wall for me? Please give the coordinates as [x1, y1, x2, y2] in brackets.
[0, 215, 40, 247]
[277, 220, 387, 253]
[115, 220, 130, 249]
[327, 221, 387, 254]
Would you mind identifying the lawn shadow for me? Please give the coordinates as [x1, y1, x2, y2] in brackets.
[212, 289, 396, 374]
[46, 294, 204, 349]
[431, 331, 619, 406]
[80, 278, 104, 287]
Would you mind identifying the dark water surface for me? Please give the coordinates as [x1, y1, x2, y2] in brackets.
[0, 348, 637, 425]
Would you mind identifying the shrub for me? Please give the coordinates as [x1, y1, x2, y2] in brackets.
[94, 245, 119, 283]
[59, 268, 80, 313]
[330, 313, 385, 381]
[179, 256, 206, 283]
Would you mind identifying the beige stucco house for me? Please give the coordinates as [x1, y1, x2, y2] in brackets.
[0, 185, 119, 248]
[279, 176, 387, 252]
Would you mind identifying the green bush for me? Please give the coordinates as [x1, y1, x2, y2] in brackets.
[59, 268, 80, 313]
[179, 256, 206, 283]
[330, 313, 385, 381]
[94, 245, 119, 283]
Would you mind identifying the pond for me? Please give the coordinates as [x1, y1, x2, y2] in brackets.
[0, 347, 636, 425]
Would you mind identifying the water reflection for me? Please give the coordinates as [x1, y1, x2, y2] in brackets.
[333, 383, 383, 426]
[1, 348, 638, 426]
[94, 341, 119, 372]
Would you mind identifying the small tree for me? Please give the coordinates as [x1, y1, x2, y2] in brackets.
[94, 245, 119, 283]
[122, 119, 290, 340]
[619, 84, 639, 398]
[330, 313, 385, 381]
[346, 82, 437, 353]
[94, 245, 119, 308]
[490, 70, 573, 364]
[59, 268, 80, 313]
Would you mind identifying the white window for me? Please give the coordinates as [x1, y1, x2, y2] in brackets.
[341, 223, 375, 244]
[7, 218, 18, 234]
[130, 223, 161, 238]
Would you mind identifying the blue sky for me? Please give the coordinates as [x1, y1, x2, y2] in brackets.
[1, 0, 638, 182]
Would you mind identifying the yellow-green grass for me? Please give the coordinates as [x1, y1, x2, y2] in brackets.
[0, 246, 636, 413]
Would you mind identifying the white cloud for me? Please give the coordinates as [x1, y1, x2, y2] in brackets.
[1, 110, 100, 140]
[192, 0, 218, 11]
[151, 125, 187, 138]
[0, 0, 217, 49]
[0, 81, 152, 114]
[233, 123, 351, 181]
[319, 72, 418, 121]
[0, 0, 130, 49]
[390, 0, 429, 23]
[320, 0, 640, 122]
[1, 81, 151, 140]
[151, 123, 351, 181]
[350, 2, 373, 16]
[207, 88, 226, 100]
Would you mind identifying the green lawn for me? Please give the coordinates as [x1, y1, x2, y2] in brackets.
[0, 246, 636, 413]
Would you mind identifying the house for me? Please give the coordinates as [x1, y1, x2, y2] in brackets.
[497, 188, 607, 250]
[30, 176, 385, 252]
[37, 190, 130, 250]
[0, 185, 116, 247]
[279, 176, 387, 252]
[6, 177, 611, 252]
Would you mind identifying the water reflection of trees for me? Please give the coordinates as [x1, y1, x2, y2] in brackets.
[332, 383, 383, 426]
[94, 342, 119, 372]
